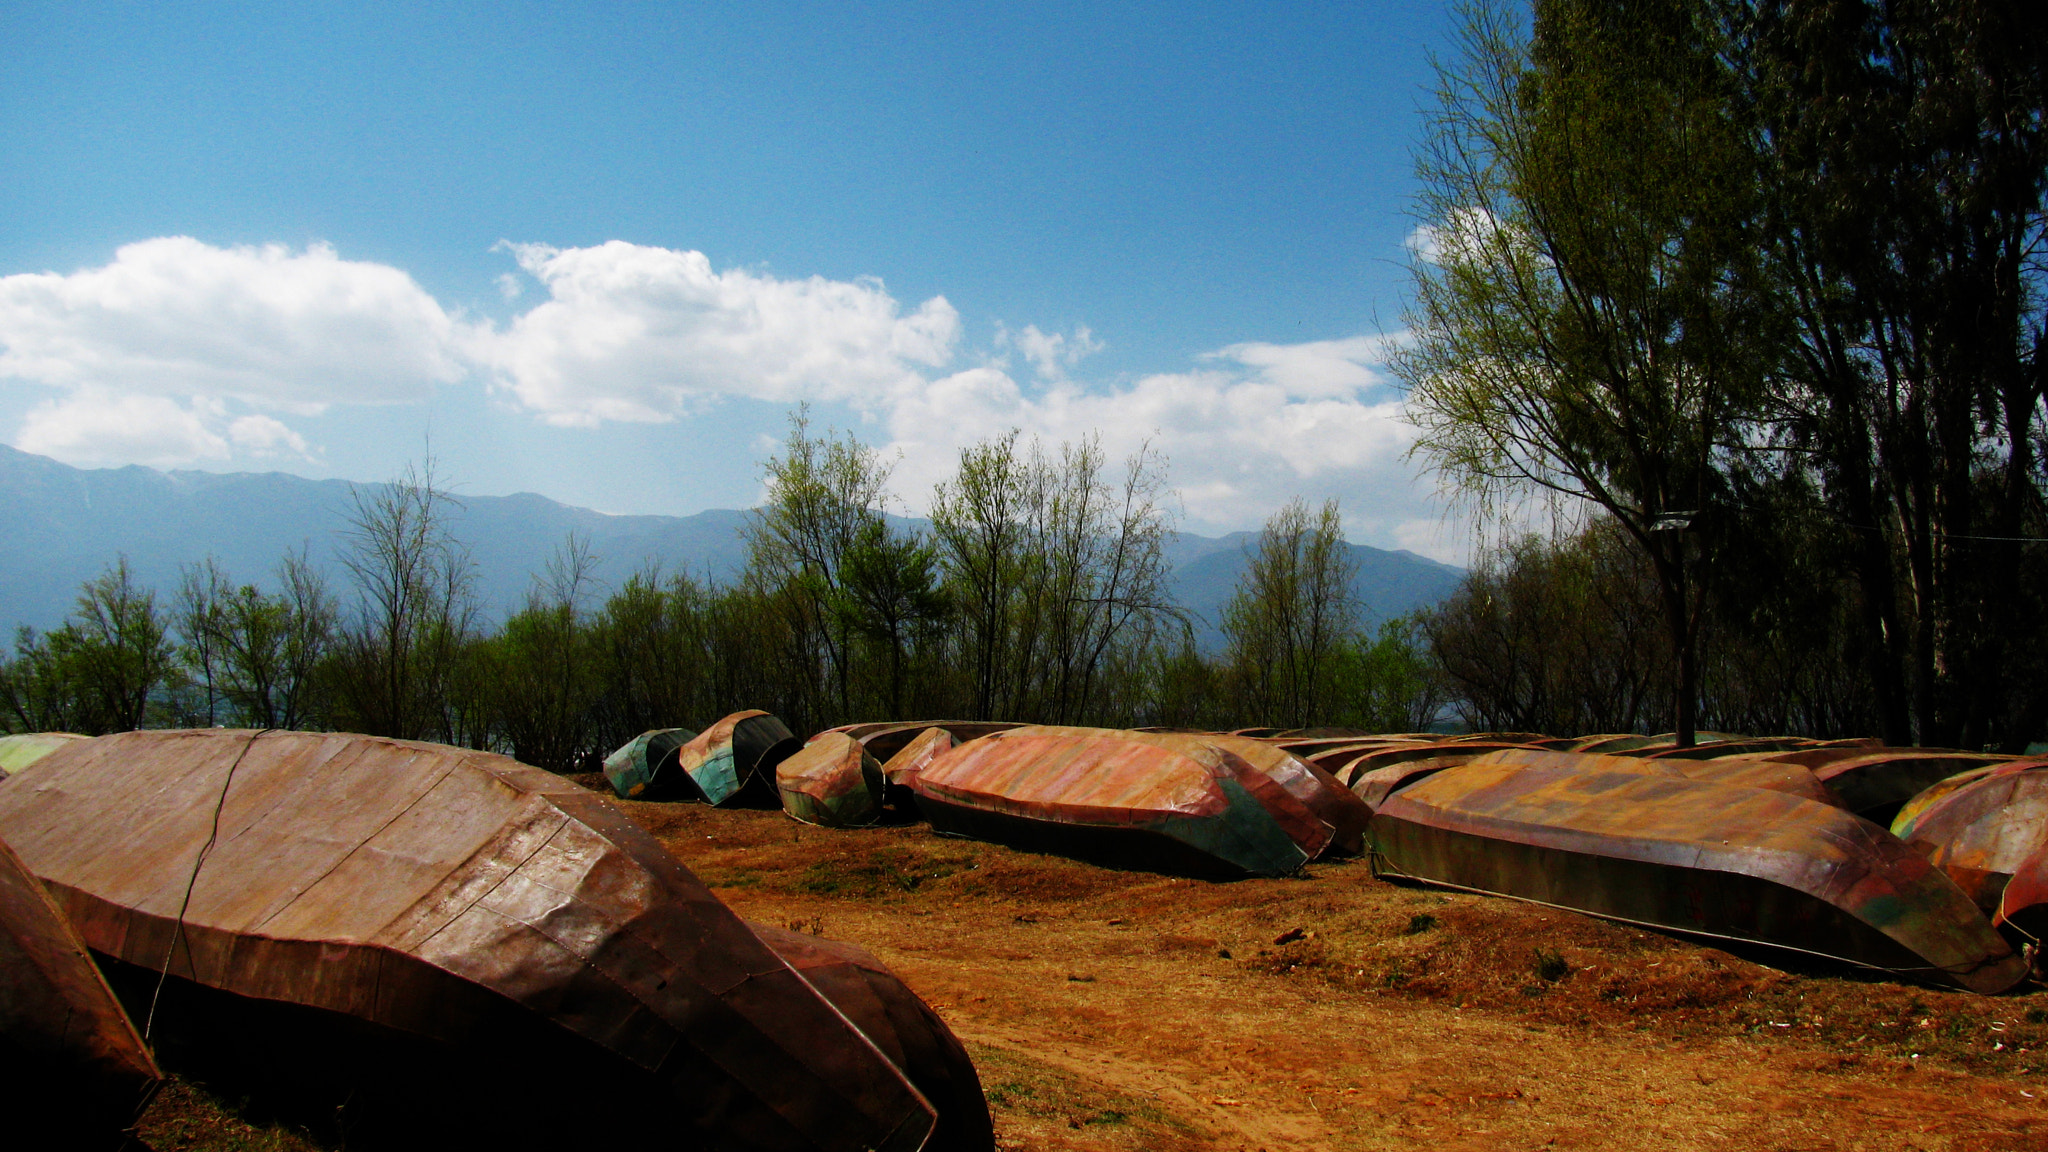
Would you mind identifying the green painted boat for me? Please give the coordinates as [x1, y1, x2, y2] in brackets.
[600, 726, 697, 800]
[678, 710, 801, 806]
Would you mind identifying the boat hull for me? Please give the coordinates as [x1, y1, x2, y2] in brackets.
[0, 729, 943, 1151]
[1369, 762, 2025, 993]
[913, 729, 1323, 878]
[0, 833, 160, 1141]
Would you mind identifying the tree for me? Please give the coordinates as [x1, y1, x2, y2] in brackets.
[0, 558, 178, 735]
[1394, 0, 1768, 746]
[482, 534, 603, 771]
[174, 550, 337, 730]
[835, 520, 950, 719]
[744, 407, 893, 726]
[929, 431, 1033, 719]
[1743, 0, 2048, 748]
[1221, 498, 1360, 728]
[930, 431, 1181, 724]
[328, 461, 479, 741]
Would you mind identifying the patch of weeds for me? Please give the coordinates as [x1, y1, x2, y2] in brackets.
[1081, 1110, 1129, 1126]
[985, 1081, 1037, 1109]
[1532, 948, 1571, 983]
[795, 849, 977, 898]
[2028, 1006, 2048, 1025]
[1403, 913, 1440, 935]
[1382, 958, 1410, 988]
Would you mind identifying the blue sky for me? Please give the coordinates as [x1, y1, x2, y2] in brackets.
[0, 1, 1467, 558]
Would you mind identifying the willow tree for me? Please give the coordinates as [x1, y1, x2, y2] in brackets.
[1393, 0, 1768, 745]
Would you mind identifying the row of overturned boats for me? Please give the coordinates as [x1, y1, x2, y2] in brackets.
[5, 718, 2047, 1146]
[615, 717, 2048, 1001]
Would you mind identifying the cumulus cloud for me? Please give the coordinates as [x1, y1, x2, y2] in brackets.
[882, 334, 1425, 536]
[16, 391, 230, 469]
[0, 237, 468, 407]
[473, 241, 960, 426]
[0, 236, 1456, 554]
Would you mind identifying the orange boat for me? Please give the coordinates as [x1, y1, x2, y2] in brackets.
[913, 727, 1330, 878]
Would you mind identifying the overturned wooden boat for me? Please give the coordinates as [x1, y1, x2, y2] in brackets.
[1806, 751, 2010, 825]
[600, 725, 698, 799]
[1333, 741, 1537, 789]
[1167, 733, 1370, 857]
[912, 727, 1330, 878]
[880, 727, 955, 791]
[0, 731, 87, 779]
[0, 729, 957, 1150]
[1369, 760, 2026, 993]
[1465, 748, 1843, 807]
[678, 710, 803, 805]
[778, 732, 886, 828]
[0, 833, 161, 1142]
[1890, 762, 2048, 916]
[818, 721, 1025, 765]
[750, 922, 993, 1151]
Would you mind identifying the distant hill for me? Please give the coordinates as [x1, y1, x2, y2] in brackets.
[0, 446, 1463, 653]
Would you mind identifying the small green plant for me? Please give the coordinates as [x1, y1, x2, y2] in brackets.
[1403, 913, 1439, 935]
[2026, 1007, 2048, 1025]
[1532, 948, 1571, 983]
[985, 1081, 1036, 1108]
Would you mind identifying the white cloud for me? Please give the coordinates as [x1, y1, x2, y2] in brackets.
[0, 237, 468, 407]
[226, 414, 312, 458]
[0, 236, 1459, 554]
[994, 322, 1102, 380]
[473, 241, 960, 426]
[881, 335, 1429, 537]
[16, 391, 230, 469]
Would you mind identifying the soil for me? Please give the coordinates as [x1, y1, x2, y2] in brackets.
[138, 779, 2048, 1150]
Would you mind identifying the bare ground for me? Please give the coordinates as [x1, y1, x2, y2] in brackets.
[142, 783, 2048, 1150]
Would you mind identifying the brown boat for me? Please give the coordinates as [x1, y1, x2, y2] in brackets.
[1466, 748, 1842, 807]
[1890, 762, 2048, 916]
[1332, 742, 1538, 789]
[912, 727, 1330, 878]
[0, 729, 959, 1150]
[676, 709, 804, 805]
[0, 731, 87, 779]
[879, 727, 955, 791]
[1806, 751, 2011, 824]
[1159, 733, 1371, 857]
[777, 732, 887, 828]
[1370, 760, 2026, 993]
[0, 833, 160, 1144]
[817, 721, 1026, 765]
[750, 922, 994, 1152]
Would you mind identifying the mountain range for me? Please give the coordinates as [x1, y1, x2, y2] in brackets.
[0, 445, 1463, 653]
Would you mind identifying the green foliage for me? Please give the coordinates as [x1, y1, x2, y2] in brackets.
[172, 550, 336, 730]
[326, 460, 480, 742]
[0, 557, 177, 735]
[1222, 498, 1359, 728]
